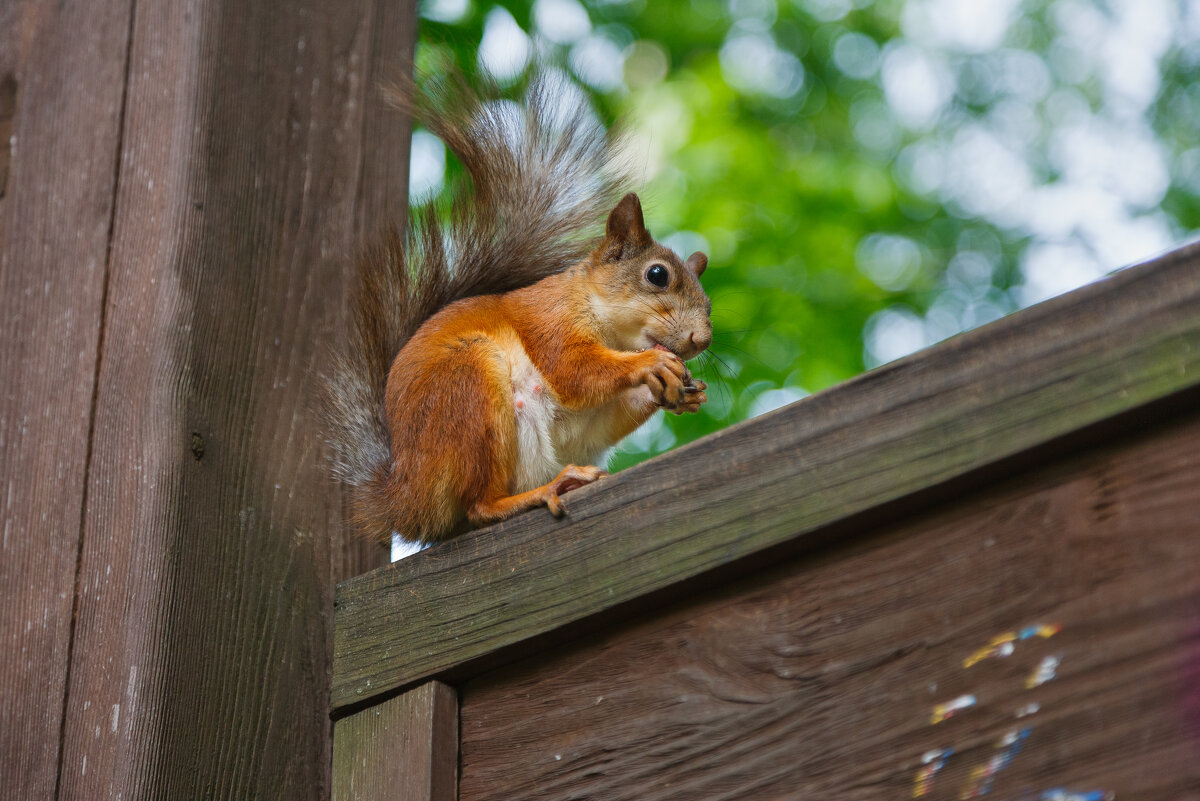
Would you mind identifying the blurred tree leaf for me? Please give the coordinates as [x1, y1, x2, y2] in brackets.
[411, 0, 1200, 472]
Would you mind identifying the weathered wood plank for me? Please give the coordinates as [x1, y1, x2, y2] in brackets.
[459, 410, 1200, 800]
[49, 1, 414, 799]
[0, 1, 133, 797]
[333, 244, 1200, 711]
[333, 681, 459, 801]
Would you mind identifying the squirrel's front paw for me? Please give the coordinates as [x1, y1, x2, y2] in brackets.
[668, 379, 708, 415]
[637, 348, 688, 408]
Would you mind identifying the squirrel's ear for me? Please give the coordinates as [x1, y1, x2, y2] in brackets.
[600, 193, 652, 262]
[685, 251, 708, 277]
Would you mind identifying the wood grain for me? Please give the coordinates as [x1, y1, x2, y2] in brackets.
[29, 1, 414, 800]
[333, 681, 459, 801]
[0, 1, 132, 797]
[333, 243, 1200, 711]
[458, 410, 1200, 801]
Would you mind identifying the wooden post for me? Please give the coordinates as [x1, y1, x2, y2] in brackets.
[0, 0, 415, 798]
[333, 682, 459, 801]
[0, 2, 131, 796]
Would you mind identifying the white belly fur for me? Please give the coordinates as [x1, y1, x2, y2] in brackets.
[508, 345, 623, 494]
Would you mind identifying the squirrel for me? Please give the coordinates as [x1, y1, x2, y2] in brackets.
[324, 72, 712, 545]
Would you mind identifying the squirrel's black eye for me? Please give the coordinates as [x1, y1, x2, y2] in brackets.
[646, 264, 669, 288]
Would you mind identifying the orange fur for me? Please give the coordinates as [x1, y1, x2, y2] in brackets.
[370, 194, 712, 544]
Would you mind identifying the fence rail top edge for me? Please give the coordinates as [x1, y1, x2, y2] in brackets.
[331, 240, 1200, 713]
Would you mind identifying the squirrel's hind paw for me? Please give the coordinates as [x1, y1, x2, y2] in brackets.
[545, 464, 607, 517]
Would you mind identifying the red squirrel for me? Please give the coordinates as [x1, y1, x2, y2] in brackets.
[324, 74, 712, 544]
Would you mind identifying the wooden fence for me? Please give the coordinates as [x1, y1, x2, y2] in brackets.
[1, 2, 413, 798]
[332, 244, 1200, 800]
[6, 3, 1199, 796]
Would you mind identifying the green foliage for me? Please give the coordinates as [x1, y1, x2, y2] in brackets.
[413, 0, 1200, 470]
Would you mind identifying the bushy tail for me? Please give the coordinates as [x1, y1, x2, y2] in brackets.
[323, 71, 633, 542]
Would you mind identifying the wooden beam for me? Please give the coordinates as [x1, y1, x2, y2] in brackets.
[333, 681, 459, 801]
[42, 1, 414, 799]
[333, 243, 1200, 712]
[458, 408, 1200, 800]
[0, 1, 133, 796]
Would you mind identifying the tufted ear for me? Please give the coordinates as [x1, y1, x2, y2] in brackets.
[598, 193, 653, 263]
[685, 251, 708, 277]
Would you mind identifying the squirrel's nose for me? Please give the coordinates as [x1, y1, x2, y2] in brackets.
[688, 329, 712, 353]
